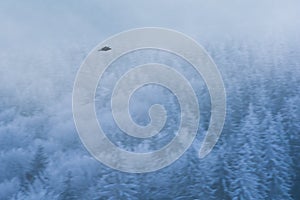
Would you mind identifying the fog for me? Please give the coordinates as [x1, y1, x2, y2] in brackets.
[1, 0, 299, 49]
[0, 1, 299, 199]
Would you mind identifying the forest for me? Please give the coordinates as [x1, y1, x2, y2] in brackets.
[0, 35, 299, 199]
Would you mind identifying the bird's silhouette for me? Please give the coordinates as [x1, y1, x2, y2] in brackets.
[98, 46, 111, 51]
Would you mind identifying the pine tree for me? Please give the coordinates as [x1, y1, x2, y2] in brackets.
[59, 171, 79, 200]
[281, 96, 300, 199]
[227, 104, 265, 200]
[92, 170, 138, 200]
[19, 146, 48, 192]
[264, 114, 293, 200]
[17, 145, 54, 199]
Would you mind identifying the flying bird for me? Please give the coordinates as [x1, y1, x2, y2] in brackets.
[98, 46, 111, 51]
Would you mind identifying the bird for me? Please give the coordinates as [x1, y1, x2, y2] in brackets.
[98, 46, 111, 51]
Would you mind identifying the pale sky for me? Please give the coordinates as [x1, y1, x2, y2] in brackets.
[1, 0, 299, 51]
